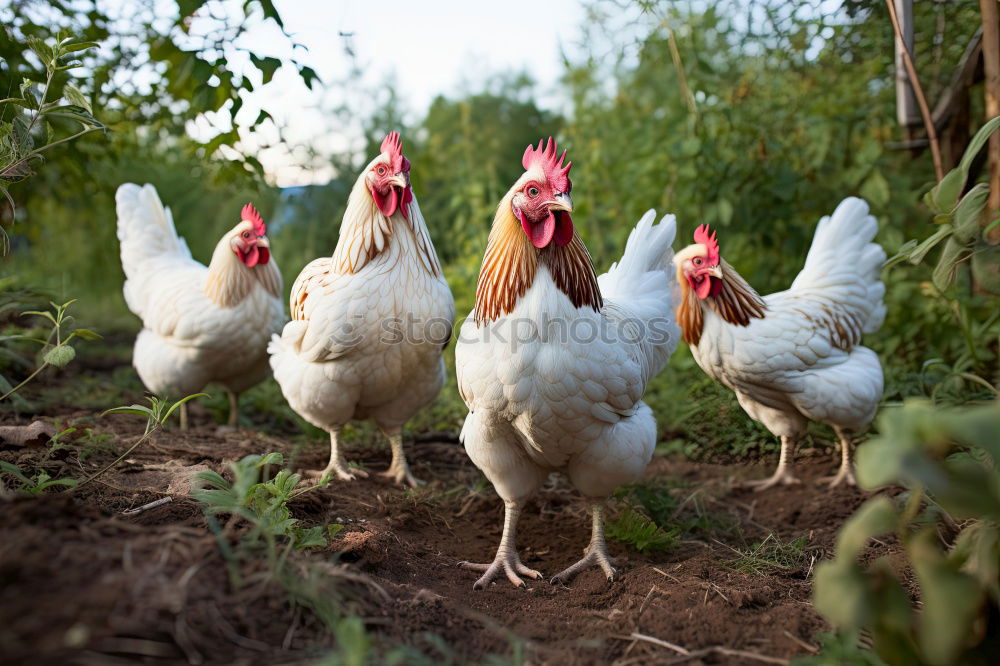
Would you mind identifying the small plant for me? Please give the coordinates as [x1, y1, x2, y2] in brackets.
[0, 460, 77, 494]
[0, 31, 106, 217]
[192, 452, 338, 552]
[606, 506, 679, 553]
[67, 393, 205, 492]
[812, 399, 1000, 666]
[731, 533, 809, 576]
[0, 299, 100, 401]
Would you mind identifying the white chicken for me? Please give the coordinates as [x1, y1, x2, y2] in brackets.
[456, 138, 680, 587]
[116, 183, 284, 429]
[674, 197, 885, 490]
[269, 132, 454, 487]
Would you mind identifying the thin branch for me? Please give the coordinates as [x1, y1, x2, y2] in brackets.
[886, 0, 944, 181]
[0, 362, 49, 401]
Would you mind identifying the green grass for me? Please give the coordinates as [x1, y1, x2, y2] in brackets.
[730, 533, 810, 576]
[606, 480, 738, 553]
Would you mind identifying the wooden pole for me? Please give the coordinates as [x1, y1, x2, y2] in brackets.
[980, 0, 1000, 243]
[886, 0, 944, 181]
[893, 0, 920, 127]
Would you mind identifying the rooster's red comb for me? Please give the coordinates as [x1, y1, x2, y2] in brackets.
[242, 203, 266, 237]
[380, 131, 410, 174]
[522, 137, 572, 193]
[694, 224, 720, 266]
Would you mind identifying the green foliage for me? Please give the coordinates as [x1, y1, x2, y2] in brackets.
[192, 451, 337, 551]
[889, 117, 1000, 295]
[813, 399, 1000, 666]
[606, 506, 680, 553]
[0, 460, 77, 494]
[0, 30, 105, 214]
[607, 480, 735, 552]
[0, 299, 99, 401]
[730, 534, 809, 576]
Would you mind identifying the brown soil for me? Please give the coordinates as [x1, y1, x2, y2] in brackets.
[0, 355, 878, 666]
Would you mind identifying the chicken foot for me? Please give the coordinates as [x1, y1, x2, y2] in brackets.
[551, 502, 617, 585]
[460, 500, 541, 589]
[318, 427, 369, 482]
[744, 435, 801, 491]
[380, 426, 424, 487]
[819, 426, 856, 488]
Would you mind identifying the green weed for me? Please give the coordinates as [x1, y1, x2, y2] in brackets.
[730, 533, 809, 576]
[0, 460, 77, 494]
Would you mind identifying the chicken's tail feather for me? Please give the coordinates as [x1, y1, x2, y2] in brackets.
[598, 210, 681, 383]
[116, 183, 192, 280]
[599, 210, 677, 297]
[790, 197, 886, 333]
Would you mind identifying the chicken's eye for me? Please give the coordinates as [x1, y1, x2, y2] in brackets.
[527, 186, 539, 197]
[242, 231, 251, 240]
[693, 257, 703, 266]
[376, 166, 387, 176]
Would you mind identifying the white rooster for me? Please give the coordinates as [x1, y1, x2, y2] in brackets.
[116, 184, 284, 429]
[456, 138, 680, 587]
[269, 132, 454, 487]
[673, 198, 885, 490]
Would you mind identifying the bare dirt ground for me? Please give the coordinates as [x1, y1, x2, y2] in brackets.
[0, 350, 880, 666]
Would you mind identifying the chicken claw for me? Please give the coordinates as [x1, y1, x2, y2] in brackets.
[380, 428, 424, 487]
[551, 502, 617, 585]
[743, 469, 801, 492]
[381, 462, 424, 488]
[743, 435, 800, 491]
[818, 465, 856, 488]
[460, 551, 542, 589]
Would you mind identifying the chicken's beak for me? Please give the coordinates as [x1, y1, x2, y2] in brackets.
[708, 265, 722, 279]
[548, 192, 573, 213]
[256, 236, 270, 248]
[389, 173, 407, 189]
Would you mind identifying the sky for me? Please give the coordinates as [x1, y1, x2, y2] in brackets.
[193, 0, 589, 186]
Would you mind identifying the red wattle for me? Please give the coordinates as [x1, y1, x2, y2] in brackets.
[240, 245, 260, 267]
[257, 246, 270, 265]
[553, 211, 573, 246]
[522, 210, 556, 248]
[371, 185, 399, 217]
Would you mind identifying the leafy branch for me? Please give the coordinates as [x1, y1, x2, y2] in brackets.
[0, 30, 106, 224]
[70, 393, 207, 492]
[0, 299, 100, 401]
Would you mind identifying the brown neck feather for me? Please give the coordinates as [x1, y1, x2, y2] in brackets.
[676, 259, 766, 346]
[474, 195, 602, 324]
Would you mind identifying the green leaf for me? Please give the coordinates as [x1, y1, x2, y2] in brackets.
[860, 170, 890, 208]
[102, 404, 154, 418]
[906, 224, 953, 266]
[951, 183, 990, 244]
[62, 83, 92, 114]
[162, 392, 209, 423]
[832, 497, 898, 560]
[883, 239, 918, 269]
[259, 0, 285, 28]
[328, 523, 345, 539]
[59, 41, 99, 54]
[0, 461, 33, 485]
[931, 237, 967, 292]
[926, 168, 965, 214]
[43, 344, 75, 368]
[910, 529, 984, 665]
[71, 328, 102, 340]
[957, 115, 1000, 175]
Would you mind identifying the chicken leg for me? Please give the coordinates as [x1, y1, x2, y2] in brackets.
[380, 426, 423, 487]
[319, 427, 368, 482]
[551, 502, 617, 584]
[820, 426, 857, 488]
[227, 391, 239, 429]
[460, 499, 541, 588]
[744, 435, 801, 491]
